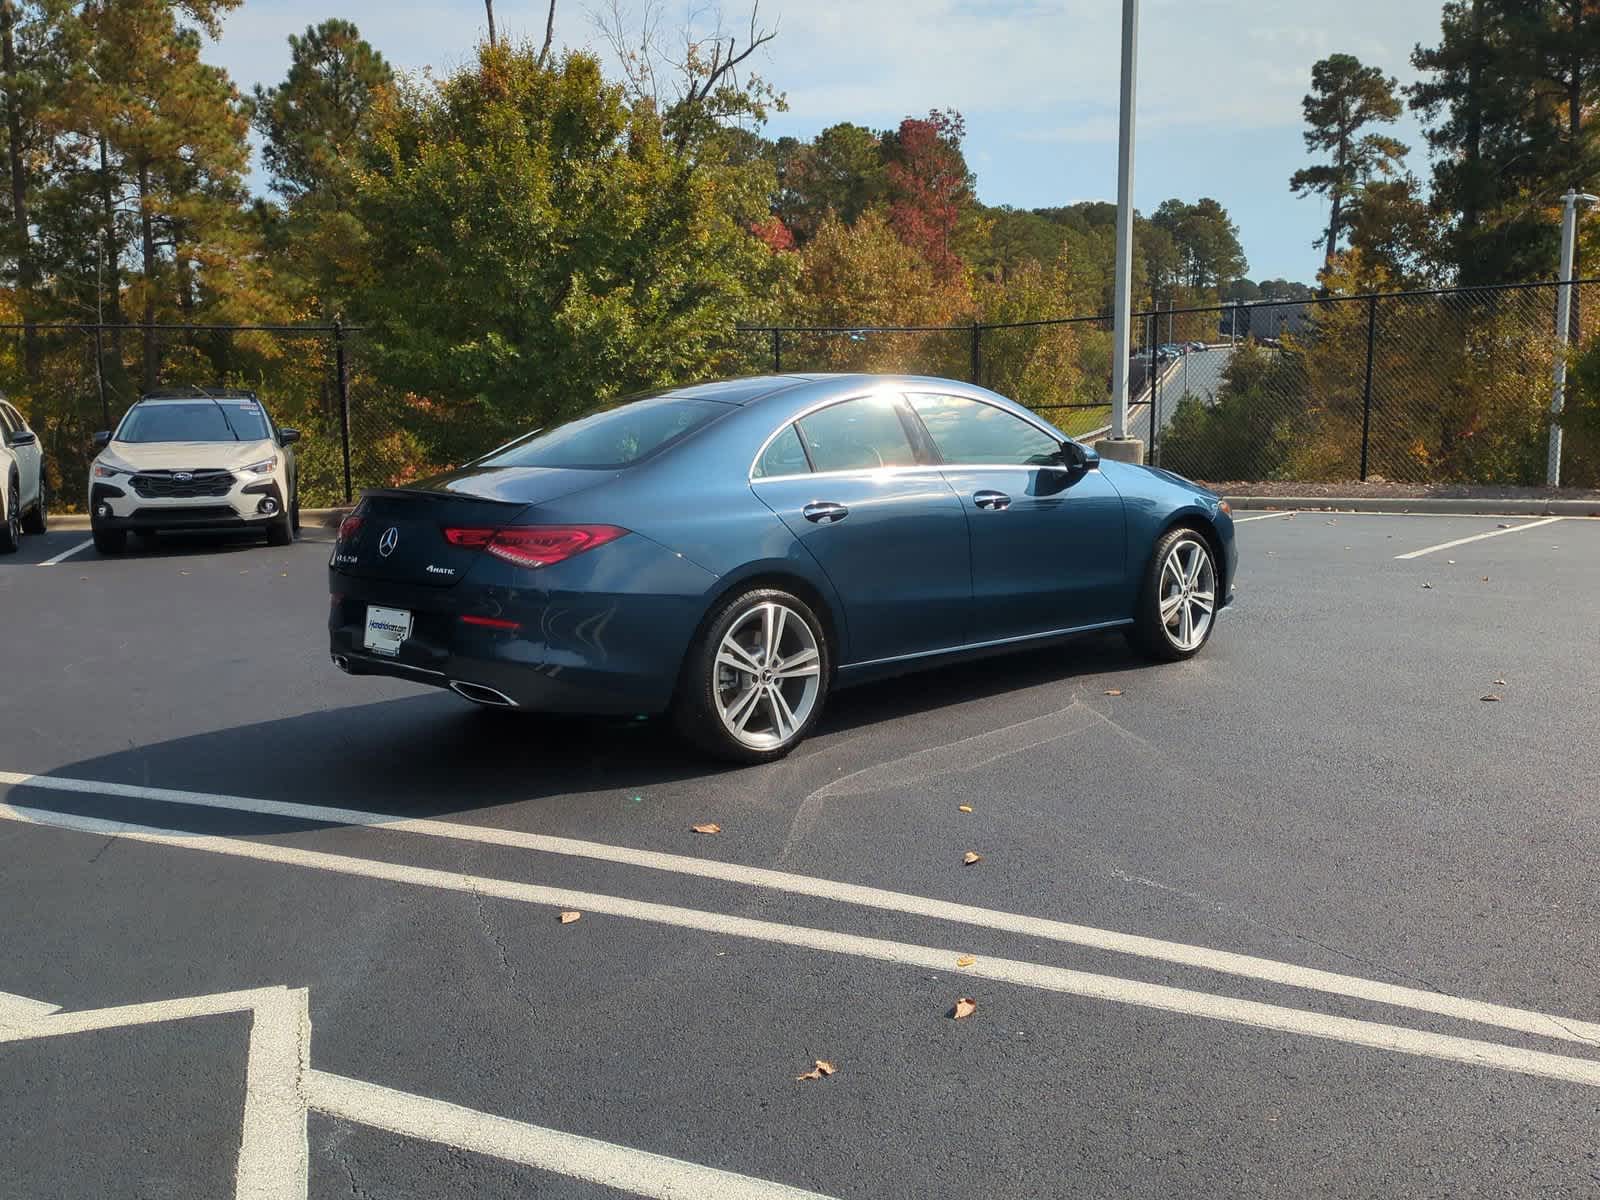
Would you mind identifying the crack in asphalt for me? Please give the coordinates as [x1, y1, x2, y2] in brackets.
[1109, 867, 1445, 994]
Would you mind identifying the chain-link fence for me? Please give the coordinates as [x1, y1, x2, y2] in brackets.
[5, 279, 1596, 511]
[741, 279, 1600, 488]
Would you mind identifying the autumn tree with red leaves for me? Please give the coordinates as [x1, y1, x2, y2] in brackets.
[883, 109, 974, 280]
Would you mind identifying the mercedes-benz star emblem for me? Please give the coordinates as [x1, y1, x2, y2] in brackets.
[378, 527, 400, 557]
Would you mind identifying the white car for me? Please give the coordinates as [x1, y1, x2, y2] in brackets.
[0, 396, 48, 552]
[88, 390, 302, 555]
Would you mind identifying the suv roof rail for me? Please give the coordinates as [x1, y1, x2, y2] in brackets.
[140, 385, 258, 401]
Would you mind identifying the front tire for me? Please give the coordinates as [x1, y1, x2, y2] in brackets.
[92, 527, 126, 555]
[266, 510, 293, 546]
[1127, 526, 1219, 662]
[674, 587, 830, 764]
[0, 478, 18, 553]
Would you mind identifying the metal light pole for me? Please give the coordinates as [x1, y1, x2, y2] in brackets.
[1101, 0, 1142, 461]
[1548, 189, 1598, 487]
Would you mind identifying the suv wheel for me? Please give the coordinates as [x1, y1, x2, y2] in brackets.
[674, 587, 830, 764]
[1127, 526, 1218, 662]
[0, 477, 19, 553]
[93, 526, 126, 555]
[21, 473, 46, 534]
[266, 508, 293, 546]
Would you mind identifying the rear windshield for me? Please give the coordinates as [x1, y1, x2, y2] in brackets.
[478, 396, 727, 470]
[118, 400, 270, 443]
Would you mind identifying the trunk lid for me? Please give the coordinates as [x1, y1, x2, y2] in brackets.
[332, 468, 613, 588]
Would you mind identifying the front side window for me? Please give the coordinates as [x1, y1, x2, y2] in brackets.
[795, 396, 919, 474]
[907, 393, 1061, 467]
[0, 404, 17, 436]
[479, 396, 726, 470]
[118, 400, 271, 443]
[753, 424, 810, 478]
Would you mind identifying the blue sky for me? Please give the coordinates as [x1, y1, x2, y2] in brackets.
[211, 1, 1448, 285]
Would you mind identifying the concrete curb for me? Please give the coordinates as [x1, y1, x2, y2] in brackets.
[1224, 495, 1600, 518]
[51, 506, 353, 533]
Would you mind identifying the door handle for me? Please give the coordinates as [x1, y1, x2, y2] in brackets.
[973, 490, 1011, 511]
[802, 501, 849, 524]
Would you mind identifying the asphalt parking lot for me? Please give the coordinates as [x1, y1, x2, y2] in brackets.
[3, 511, 1600, 1199]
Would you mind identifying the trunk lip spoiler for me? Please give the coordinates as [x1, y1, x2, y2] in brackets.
[357, 486, 529, 510]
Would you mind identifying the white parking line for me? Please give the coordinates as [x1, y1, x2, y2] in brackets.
[0, 985, 310, 1200]
[1, 768, 1595, 1048]
[303, 1071, 834, 1199]
[1393, 516, 1565, 560]
[2, 984, 836, 1200]
[0, 990, 61, 1028]
[37, 538, 93, 566]
[1230, 512, 1296, 523]
[6, 799, 1600, 1090]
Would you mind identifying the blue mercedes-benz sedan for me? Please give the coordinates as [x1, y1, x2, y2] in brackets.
[329, 375, 1236, 761]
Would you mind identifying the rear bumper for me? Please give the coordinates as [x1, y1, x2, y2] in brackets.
[327, 533, 718, 715]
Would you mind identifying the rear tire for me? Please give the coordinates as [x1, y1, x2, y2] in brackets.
[1127, 526, 1219, 662]
[92, 527, 126, 555]
[674, 587, 830, 764]
[20, 474, 46, 535]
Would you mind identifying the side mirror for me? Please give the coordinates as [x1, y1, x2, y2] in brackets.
[1060, 439, 1098, 472]
[92, 431, 111, 450]
[8, 428, 35, 447]
[279, 428, 301, 445]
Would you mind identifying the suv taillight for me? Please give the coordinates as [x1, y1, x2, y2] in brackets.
[337, 514, 364, 542]
[442, 525, 628, 567]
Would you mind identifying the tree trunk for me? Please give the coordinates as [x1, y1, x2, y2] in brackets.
[1324, 192, 1342, 275]
[0, 0, 37, 381]
[138, 160, 158, 393]
[98, 136, 122, 357]
[1461, 0, 1484, 236]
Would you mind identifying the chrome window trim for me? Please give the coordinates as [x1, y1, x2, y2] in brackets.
[751, 462, 1075, 485]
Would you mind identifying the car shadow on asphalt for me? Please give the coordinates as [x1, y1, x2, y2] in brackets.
[12, 633, 1146, 836]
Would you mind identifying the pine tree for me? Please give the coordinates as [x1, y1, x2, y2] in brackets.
[1289, 54, 1408, 277]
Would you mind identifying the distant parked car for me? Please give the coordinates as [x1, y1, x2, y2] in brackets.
[87, 388, 301, 555]
[0, 397, 48, 552]
[328, 374, 1237, 762]
[1187, 341, 1208, 352]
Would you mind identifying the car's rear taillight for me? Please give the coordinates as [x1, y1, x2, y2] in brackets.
[338, 514, 364, 542]
[442, 524, 629, 567]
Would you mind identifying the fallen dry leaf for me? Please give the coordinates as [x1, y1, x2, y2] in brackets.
[1492, 678, 1507, 686]
[963, 851, 983, 865]
[958, 805, 973, 814]
[1497, 523, 1511, 529]
[178, 570, 190, 576]
[559, 911, 581, 924]
[1481, 694, 1502, 702]
[691, 823, 721, 835]
[1421, 582, 1433, 589]
[1481, 576, 1490, 582]
[795, 1059, 837, 1081]
[951, 997, 977, 1020]
[1103, 688, 1123, 696]
[956, 955, 976, 968]
[1446, 559, 1456, 564]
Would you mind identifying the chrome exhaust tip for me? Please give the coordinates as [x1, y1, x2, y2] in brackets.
[450, 680, 518, 708]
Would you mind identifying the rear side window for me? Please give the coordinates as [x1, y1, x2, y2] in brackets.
[118, 400, 271, 443]
[0, 404, 16, 435]
[753, 424, 810, 478]
[795, 397, 919, 474]
[480, 396, 726, 470]
[907, 393, 1060, 466]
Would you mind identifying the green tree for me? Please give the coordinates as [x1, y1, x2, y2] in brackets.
[252, 19, 392, 203]
[1289, 53, 1408, 276]
[350, 43, 789, 465]
[1412, 1, 1600, 282]
[776, 122, 885, 243]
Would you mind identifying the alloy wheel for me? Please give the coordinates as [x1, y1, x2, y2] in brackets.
[713, 601, 823, 750]
[1158, 537, 1215, 652]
